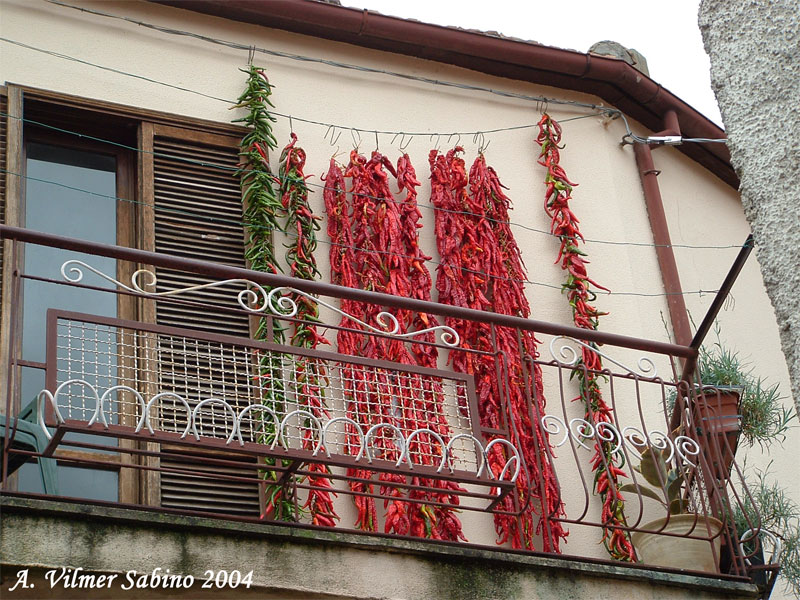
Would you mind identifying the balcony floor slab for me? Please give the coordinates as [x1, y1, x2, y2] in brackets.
[0, 495, 759, 599]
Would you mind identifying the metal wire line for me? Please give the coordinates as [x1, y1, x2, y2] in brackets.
[42, 0, 729, 146]
[2, 168, 724, 299]
[1, 112, 742, 252]
[43, 0, 619, 116]
[0, 37, 606, 142]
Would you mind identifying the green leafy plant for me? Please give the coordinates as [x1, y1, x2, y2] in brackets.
[694, 340, 795, 449]
[660, 317, 799, 590]
[666, 323, 796, 450]
[735, 465, 800, 596]
[619, 445, 690, 515]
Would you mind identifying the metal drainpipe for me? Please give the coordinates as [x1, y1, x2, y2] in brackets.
[633, 110, 693, 348]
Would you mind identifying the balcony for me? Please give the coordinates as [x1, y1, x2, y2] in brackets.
[0, 226, 779, 596]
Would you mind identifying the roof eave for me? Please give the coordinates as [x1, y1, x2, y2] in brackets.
[148, 0, 737, 189]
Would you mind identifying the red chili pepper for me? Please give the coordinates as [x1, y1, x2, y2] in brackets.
[277, 135, 338, 527]
[430, 148, 566, 552]
[325, 152, 466, 540]
[536, 114, 635, 562]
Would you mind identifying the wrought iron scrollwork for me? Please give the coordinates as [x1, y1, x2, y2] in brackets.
[37, 382, 520, 482]
[61, 261, 460, 347]
[549, 335, 657, 379]
[541, 414, 700, 466]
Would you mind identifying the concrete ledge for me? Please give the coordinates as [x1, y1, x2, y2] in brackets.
[1, 496, 760, 599]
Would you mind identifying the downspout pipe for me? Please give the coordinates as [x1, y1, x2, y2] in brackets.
[633, 141, 693, 348]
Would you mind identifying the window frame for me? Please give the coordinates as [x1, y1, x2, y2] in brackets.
[1, 85, 255, 509]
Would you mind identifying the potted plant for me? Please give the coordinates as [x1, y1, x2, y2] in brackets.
[621, 445, 724, 572]
[733, 466, 800, 597]
[662, 321, 798, 587]
[671, 327, 795, 478]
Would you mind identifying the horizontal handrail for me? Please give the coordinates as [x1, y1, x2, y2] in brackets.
[0, 225, 695, 358]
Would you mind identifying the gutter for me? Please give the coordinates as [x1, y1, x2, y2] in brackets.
[149, 0, 737, 189]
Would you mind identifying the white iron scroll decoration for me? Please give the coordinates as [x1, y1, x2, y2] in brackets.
[36, 380, 519, 483]
[61, 261, 459, 347]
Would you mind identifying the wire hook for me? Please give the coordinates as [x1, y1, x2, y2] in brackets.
[374, 130, 379, 152]
[325, 125, 342, 147]
[247, 45, 255, 65]
[351, 128, 362, 151]
[391, 132, 412, 153]
[447, 132, 461, 148]
[474, 131, 490, 154]
[430, 133, 441, 152]
[289, 115, 294, 135]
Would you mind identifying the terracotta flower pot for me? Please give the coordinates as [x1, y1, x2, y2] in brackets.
[632, 514, 724, 573]
[693, 386, 741, 479]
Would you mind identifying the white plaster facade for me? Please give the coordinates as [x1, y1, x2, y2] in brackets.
[0, 0, 797, 597]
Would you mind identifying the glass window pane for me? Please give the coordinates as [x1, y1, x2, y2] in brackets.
[21, 141, 121, 495]
[57, 466, 119, 502]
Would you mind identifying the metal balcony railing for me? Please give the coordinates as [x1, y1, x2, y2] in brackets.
[0, 225, 779, 589]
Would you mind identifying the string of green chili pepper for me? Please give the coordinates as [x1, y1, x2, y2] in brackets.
[232, 65, 294, 521]
[536, 114, 635, 561]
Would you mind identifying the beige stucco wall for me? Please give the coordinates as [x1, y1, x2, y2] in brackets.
[1, 0, 796, 594]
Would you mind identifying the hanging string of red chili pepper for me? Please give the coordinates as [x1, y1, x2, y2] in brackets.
[338, 150, 386, 532]
[351, 149, 442, 536]
[279, 133, 338, 528]
[431, 147, 564, 551]
[358, 150, 417, 536]
[431, 147, 514, 543]
[536, 114, 635, 562]
[324, 150, 464, 539]
[394, 154, 466, 541]
[323, 157, 377, 530]
[233, 65, 294, 521]
[470, 153, 567, 553]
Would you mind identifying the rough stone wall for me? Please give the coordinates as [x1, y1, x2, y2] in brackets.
[699, 0, 800, 415]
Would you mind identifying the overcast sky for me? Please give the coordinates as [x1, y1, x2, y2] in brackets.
[341, 0, 723, 126]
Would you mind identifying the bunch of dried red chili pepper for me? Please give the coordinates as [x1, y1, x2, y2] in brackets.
[323, 156, 378, 530]
[536, 114, 635, 561]
[325, 150, 465, 540]
[279, 133, 338, 528]
[395, 154, 466, 541]
[430, 147, 565, 551]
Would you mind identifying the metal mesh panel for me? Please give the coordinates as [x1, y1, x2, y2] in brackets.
[53, 316, 481, 473]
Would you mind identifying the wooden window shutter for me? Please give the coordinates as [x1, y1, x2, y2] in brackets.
[1, 91, 7, 322]
[0, 87, 23, 413]
[140, 122, 261, 516]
